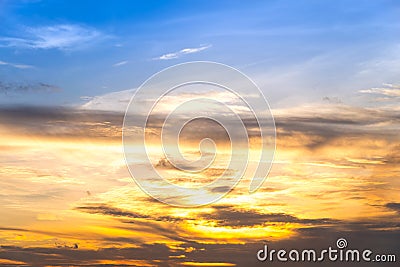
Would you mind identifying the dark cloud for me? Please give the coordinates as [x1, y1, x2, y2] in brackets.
[385, 202, 400, 213]
[75, 204, 198, 244]
[271, 105, 400, 150]
[76, 204, 150, 219]
[75, 203, 400, 234]
[75, 204, 182, 223]
[75, 203, 336, 230]
[0, 230, 399, 267]
[0, 244, 176, 267]
[210, 186, 232, 193]
[75, 203, 335, 234]
[3, 203, 400, 266]
[0, 81, 61, 95]
[0, 106, 123, 140]
[382, 146, 400, 165]
[1, 103, 399, 149]
[201, 205, 336, 227]
[0, 227, 29, 232]
[142, 104, 400, 150]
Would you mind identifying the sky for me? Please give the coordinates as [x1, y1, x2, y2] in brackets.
[0, 0, 400, 266]
[0, 0, 399, 107]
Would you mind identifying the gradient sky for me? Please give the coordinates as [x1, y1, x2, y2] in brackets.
[0, 0, 399, 106]
[0, 1, 400, 267]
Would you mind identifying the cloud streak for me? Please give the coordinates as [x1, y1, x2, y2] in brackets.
[154, 44, 212, 60]
[0, 60, 33, 69]
[112, 60, 128, 67]
[0, 24, 105, 50]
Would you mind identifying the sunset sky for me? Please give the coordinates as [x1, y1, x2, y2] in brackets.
[0, 0, 399, 266]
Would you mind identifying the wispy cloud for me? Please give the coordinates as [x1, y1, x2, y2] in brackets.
[359, 83, 400, 97]
[0, 59, 33, 69]
[154, 44, 212, 60]
[0, 24, 105, 50]
[81, 88, 136, 111]
[112, 60, 128, 67]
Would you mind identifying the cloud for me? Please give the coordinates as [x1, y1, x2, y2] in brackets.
[0, 107, 398, 265]
[0, 24, 105, 50]
[112, 60, 128, 67]
[385, 202, 400, 213]
[154, 44, 212, 60]
[81, 88, 136, 111]
[4, 98, 400, 147]
[359, 83, 400, 97]
[76, 204, 152, 219]
[75, 204, 183, 223]
[1, 214, 398, 266]
[75, 204, 194, 243]
[0, 59, 33, 69]
[0, 81, 61, 95]
[0, 106, 123, 140]
[75, 203, 335, 236]
[274, 103, 400, 150]
[201, 205, 336, 227]
[0, 233, 399, 267]
[0, 244, 177, 267]
[80, 87, 257, 116]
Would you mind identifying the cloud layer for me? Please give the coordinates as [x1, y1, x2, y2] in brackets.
[0, 101, 399, 266]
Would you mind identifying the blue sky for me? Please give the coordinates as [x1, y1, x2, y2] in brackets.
[0, 0, 399, 107]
